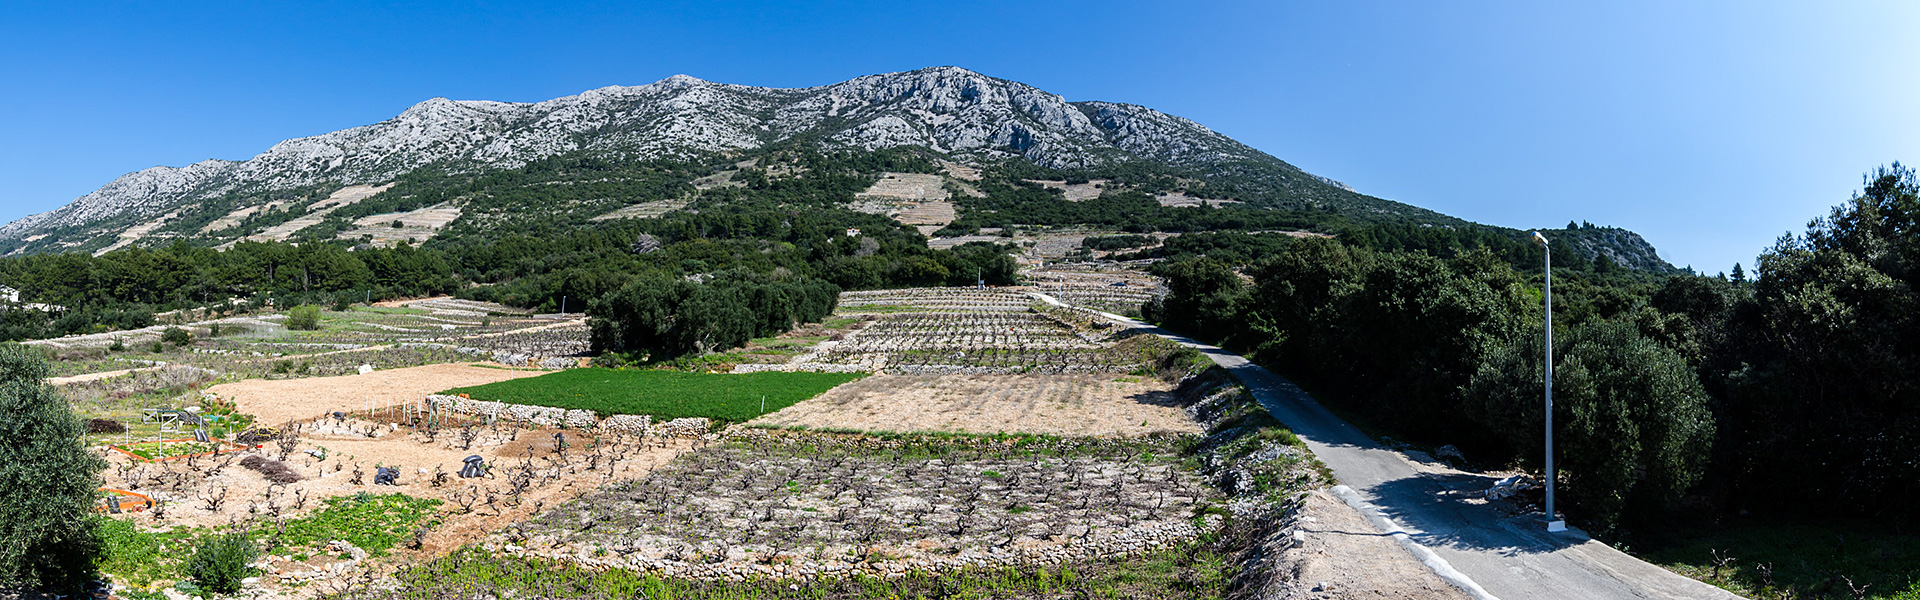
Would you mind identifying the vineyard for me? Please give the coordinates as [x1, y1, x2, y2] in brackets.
[836, 288, 1033, 313]
[1025, 264, 1165, 317]
[496, 429, 1218, 579]
[791, 288, 1181, 374]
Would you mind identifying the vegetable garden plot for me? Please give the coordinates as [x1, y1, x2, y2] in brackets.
[500, 430, 1219, 579]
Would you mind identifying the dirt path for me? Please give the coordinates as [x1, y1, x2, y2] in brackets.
[205, 363, 546, 426]
[49, 366, 167, 386]
[753, 373, 1200, 437]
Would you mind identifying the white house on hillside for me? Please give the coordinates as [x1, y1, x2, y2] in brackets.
[0, 285, 17, 303]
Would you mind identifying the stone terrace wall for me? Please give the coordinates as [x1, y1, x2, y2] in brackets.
[425, 394, 711, 438]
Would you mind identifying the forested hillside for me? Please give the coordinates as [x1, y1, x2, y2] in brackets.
[0, 135, 1673, 342]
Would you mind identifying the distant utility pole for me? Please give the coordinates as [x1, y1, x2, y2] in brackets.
[561, 296, 568, 315]
[1532, 231, 1565, 533]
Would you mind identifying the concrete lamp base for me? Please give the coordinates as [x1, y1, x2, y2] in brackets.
[1547, 520, 1568, 532]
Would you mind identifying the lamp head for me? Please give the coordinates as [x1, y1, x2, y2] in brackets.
[1531, 231, 1549, 247]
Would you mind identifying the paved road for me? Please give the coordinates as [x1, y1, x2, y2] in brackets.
[1035, 294, 1743, 600]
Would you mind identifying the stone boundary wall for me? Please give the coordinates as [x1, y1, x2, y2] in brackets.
[487, 517, 1214, 582]
[386, 343, 581, 370]
[425, 395, 710, 438]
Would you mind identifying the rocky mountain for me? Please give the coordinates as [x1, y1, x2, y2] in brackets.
[0, 66, 1669, 270]
[0, 68, 1401, 246]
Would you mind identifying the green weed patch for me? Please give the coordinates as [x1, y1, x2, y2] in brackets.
[442, 369, 863, 424]
[97, 492, 442, 591]
[275, 492, 442, 556]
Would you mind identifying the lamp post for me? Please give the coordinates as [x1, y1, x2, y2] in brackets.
[1532, 231, 1566, 532]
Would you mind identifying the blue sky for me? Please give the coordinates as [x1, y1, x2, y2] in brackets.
[2, 1, 1916, 272]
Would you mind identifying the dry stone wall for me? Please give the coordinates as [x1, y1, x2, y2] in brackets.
[425, 394, 709, 437]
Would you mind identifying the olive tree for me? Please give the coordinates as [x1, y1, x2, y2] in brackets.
[0, 344, 108, 592]
[1467, 321, 1714, 533]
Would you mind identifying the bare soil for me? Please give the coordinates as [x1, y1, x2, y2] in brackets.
[205, 363, 546, 426]
[337, 205, 463, 246]
[1257, 489, 1474, 599]
[857, 173, 950, 201]
[752, 374, 1201, 437]
[101, 412, 695, 599]
[241, 183, 395, 244]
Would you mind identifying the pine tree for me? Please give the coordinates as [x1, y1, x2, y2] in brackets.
[1729, 262, 1747, 284]
[0, 344, 107, 592]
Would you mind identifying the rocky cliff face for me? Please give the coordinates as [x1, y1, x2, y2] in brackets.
[1549, 226, 1676, 273]
[3, 67, 1315, 243]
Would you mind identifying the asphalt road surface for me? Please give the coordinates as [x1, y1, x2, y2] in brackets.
[1035, 294, 1743, 600]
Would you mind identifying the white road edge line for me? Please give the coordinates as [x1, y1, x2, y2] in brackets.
[1023, 291, 1501, 600]
[1331, 485, 1500, 600]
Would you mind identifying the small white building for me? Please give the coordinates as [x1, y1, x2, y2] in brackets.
[845, 228, 861, 237]
[0, 285, 17, 304]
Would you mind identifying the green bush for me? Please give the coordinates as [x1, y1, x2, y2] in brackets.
[1082, 234, 1155, 251]
[1141, 257, 1246, 344]
[186, 530, 257, 594]
[1467, 321, 1714, 533]
[285, 305, 322, 331]
[0, 344, 108, 593]
[161, 327, 191, 346]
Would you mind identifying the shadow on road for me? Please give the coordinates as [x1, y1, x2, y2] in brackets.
[1363, 471, 1587, 556]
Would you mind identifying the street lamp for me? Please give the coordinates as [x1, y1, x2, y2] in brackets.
[1532, 231, 1567, 533]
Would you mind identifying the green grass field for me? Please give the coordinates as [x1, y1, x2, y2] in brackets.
[441, 368, 864, 424]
